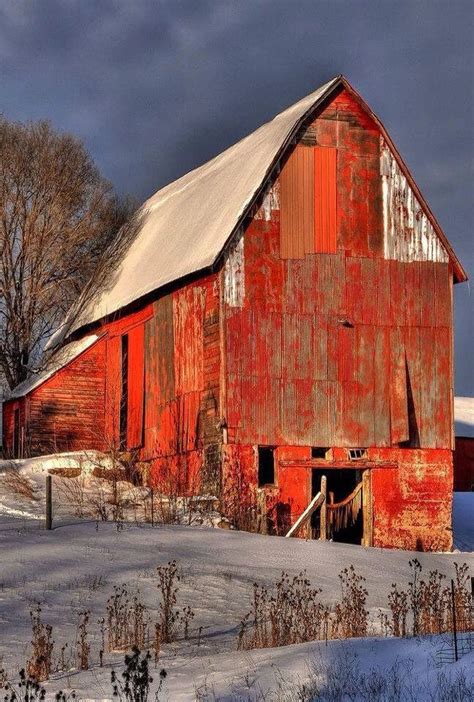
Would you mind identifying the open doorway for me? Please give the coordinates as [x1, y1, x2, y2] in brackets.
[311, 468, 364, 544]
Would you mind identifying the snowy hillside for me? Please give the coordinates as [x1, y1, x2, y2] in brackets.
[0, 454, 473, 700]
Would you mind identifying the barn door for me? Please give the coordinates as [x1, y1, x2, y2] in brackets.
[276, 463, 311, 536]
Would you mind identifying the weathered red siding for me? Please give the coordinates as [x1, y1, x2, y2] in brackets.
[221, 87, 454, 550]
[3, 340, 106, 456]
[143, 273, 221, 494]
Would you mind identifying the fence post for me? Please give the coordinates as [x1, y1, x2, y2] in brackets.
[320, 475, 327, 541]
[150, 487, 154, 527]
[451, 578, 458, 662]
[46, 474, 53, 530]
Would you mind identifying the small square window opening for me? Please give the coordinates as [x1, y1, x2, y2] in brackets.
[258, 446, 275, 486]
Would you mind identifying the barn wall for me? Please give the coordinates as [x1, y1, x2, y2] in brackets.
[224, 88, 453, 452]
[221, 87, 455, 550]
[143, 272, 222, 493]
[3, 340, 107, 457]
[370, 448, 453, 551]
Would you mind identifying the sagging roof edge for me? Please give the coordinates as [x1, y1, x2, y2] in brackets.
[55, 75, 468, 349]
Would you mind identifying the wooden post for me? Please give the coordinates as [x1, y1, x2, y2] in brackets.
[319, 475, 327, 541]
[45, 475, 52, 530]
[362, 470, 373, 547]
[451, 579, 458, 662]
[150, 487, 154, 527]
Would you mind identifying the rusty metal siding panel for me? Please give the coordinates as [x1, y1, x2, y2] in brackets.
[404, 326, 422, 444]
[154, 296, 175, 404]
[374, 325, 391, 446]
[434, 326, 451, 449]
[390, 327, 409, 445]
[381, 137, 449, 264]
[419, 326, 437, 448]
[314, 146, 337, 253]
[357, 325, 376, 447]
[173, 286, 205, 395]
[280, 145, 314, 259]
[224, 234, 245, 307]
[282, 314, 312, 380]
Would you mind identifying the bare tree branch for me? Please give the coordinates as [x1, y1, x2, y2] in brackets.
[0, 117, 136, 390]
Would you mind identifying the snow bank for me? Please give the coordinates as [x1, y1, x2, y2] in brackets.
[0, 520, 472, 699]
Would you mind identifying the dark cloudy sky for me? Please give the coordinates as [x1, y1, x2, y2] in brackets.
[1, 0, 473, 394]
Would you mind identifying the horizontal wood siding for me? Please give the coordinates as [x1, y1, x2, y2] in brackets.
[21, 340, 107, 455]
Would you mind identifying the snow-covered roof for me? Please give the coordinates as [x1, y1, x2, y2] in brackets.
[49, 75, 467, 348]
[47, 76, 340, 347]
[454, 396, 474, 438]
[7, 335, 100, 400]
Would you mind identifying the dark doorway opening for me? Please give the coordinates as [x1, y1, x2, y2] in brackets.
[120, 334, 129, 450]
[311, 468, 364, 544]
[258, 446, 275, 486]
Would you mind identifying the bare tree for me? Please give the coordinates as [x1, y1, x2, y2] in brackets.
[0, 117, 136, 390]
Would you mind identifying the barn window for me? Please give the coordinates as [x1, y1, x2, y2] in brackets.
[348, 448, 368, 461]
[119, 334, 129, 449]
[258, 446, 275, 486]
[280, 145, 337, 258]
[312, 446, 331, 460]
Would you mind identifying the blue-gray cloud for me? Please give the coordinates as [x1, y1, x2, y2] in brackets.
[1, 0, 472, 393]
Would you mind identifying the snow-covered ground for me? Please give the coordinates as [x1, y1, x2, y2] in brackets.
[0, 454, 473, 700]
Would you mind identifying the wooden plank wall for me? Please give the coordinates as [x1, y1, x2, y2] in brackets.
[11, 340, 107, 456]
[142, 273, 221, 492]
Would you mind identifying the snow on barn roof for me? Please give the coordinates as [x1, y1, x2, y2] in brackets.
[6, 335, 100, 400]
[49, 75, 466, 348]
[454, 396, 474, 438]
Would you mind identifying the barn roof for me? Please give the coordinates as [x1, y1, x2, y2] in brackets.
[49, 75, 467, 348]
[6, 335, 100, 400]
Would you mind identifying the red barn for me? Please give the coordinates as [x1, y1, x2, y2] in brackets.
[3, 76, 467, 550]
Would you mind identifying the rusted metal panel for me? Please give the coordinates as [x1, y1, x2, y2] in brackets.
[314, 146, 337, 253]
[280, 145, 314, 259]
[374, 326, 391, 446]
[434, 326, 451, 449]
[381, 137, 449, 265]
[419, 326, 437, 448]
[390, 327, 409, 445]
[173, 285, 205, 395]
[404, 325, 422, 445]
[357, 325, 376, 447]
[224, 233, 245, 307]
